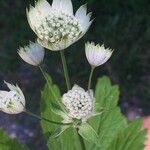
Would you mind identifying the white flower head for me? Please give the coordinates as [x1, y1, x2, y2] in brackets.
[27, 0, 93, 51]
[62, 85, 95, 122]
[18, 42, 45, 66]
[0, 81, 25, 114]
[85, 42, 113, 67]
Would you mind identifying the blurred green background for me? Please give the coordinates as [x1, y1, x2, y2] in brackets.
[0, 0, 149, 149]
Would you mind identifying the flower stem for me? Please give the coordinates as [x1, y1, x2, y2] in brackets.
[38, 66, 66, 112]
[24, 109, 70, 126]
[76, 128, 86, 150]
[88, 66, 95, 90]
[39, 66, 58, 101]
[60, 50, 71, 91]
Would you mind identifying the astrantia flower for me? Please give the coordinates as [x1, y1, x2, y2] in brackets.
[62, 85, 95, 122]
[85, 42, 113, 67]
[27, 0, 93, 51]
[0, 81, 25, 114]
[18, 42, 45, 66]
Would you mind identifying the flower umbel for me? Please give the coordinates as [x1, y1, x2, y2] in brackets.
[0, 81, 25, 114]
[62, 85, 95, 122]
[18, 42, 45, 66]
[85, 42, 113, 67]
[27, 0, 93, 51]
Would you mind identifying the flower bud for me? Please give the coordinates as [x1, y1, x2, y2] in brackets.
[0, 81, 25, 114]
[18, 42, 45, 66]
[85, 42, 113, 67]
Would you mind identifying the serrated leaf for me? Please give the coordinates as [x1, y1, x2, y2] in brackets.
[0, 128, 28, 150]
[41, 74, 82, 150]
[78, 123, 98, 144]
[106, 119, 147, 150]
[87, 76, 127, 150]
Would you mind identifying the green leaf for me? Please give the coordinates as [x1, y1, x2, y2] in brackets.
[78, 123, 99, 144]
[49, 125, 71, 139]
[87, 76, 127, 150]
[50, 102, 68, 119]
[41, 74, 82, 150]
[106, 119, 147, 150]
[0, 128, 28, 150]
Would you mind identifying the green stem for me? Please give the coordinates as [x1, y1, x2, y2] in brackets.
[24, 109, 70, 126]
[76, 128, 86, 150]
[60, 50, 71, 90]
[39, 66, 66, 112]
[39, 66, 58, 101]
[88, 66, 95, 90]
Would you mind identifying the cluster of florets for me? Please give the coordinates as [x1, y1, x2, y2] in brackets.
[0, 82, 25, 114]
[36, 13, 82, 44]
[62, 85, 94, 121]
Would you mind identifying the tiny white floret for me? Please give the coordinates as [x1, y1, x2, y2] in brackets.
[0, 81, 25, 114]
[85, 42, 113, 67]
[18, 42, 45, 66]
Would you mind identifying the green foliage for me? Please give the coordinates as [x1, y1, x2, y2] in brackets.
[78, 123, 98, 144]
[40, 74, 82, 150]
[86, 76, 127, 150]
[107, 119, 147, 150]
[0, 128, 28, 150]
[41, 75, 146, 150]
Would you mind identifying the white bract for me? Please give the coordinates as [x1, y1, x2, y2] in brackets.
[85, 42, 113, 67]
[18, 42, 45, 66]
[27, 0, 93, 51]
[62, 85, 95, 122]
[0, 82, 25, 114]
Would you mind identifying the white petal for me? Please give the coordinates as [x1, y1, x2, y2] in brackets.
[75, 4, 87, 18]
[75, 4, 93, 32]
[27, 6, 42, 30]
[52, 0, 61, 10]
[4, 81, 25, 103]
[18, 42, 45, 66]
[60, 0, 73, 15]
[52, 0, 73, 15]
[35, 0, 52, 17]
[18, 49, 38, 66]
[27, 0, 51, 30]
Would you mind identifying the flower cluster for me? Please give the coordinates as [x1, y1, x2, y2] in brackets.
[36, 13, 82, 47]
[27, 0, 92, 51]
[62, 85, 94, 122]
[0, 82, 25, 114]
